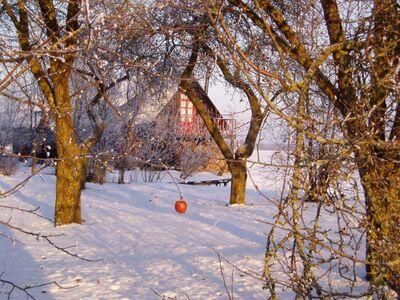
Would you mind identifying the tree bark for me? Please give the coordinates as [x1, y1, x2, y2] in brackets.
[53, 79, 83, 225]
[228, 159, 247, 205]
[358, 156, 400, 292]
[55, 151, 83, 225]
[54, 133, 83, 225]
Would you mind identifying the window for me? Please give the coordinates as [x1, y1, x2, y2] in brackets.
[179, 93, 196, 124]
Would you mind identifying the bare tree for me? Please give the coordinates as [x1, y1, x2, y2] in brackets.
[0, 0, 159, 224]
[159, 10, 275, 205]
[0, 0, 106, 225]
[200, 0, 400, 295]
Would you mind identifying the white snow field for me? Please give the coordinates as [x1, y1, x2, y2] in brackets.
[0, 151, 369, 299]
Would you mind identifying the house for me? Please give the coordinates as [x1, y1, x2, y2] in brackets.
[0, 108, 56, 160]
[156, 82, 236, 141]
[132, 81, 236, 176]
[106, 80, 236, 180]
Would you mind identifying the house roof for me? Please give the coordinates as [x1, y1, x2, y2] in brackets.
[157, 80, 224, 120]
[186, 80, 224, 119]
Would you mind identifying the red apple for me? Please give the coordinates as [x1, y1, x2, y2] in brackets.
[175, 199, 187, 214]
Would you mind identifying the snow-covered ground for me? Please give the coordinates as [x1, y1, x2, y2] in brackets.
[0, 150, 369, 299]
[0, 151, 287, 300]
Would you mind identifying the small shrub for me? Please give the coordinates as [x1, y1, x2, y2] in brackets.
[196, 143, 228, 176]
[0, 156, 19, 176]
[179, 147, 209, 179]
[140, 167, 165, 183]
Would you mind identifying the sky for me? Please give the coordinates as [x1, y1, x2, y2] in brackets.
[208, 81, 287, 147]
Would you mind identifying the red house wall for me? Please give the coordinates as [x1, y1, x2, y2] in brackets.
[176, 91, 235, 137]
[178, 92, 198, 134]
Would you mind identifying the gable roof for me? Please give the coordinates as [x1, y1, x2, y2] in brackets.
[157, 80, 224, 120]
[186, 80, 224, 119]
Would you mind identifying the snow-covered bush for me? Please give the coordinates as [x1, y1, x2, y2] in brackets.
[179, 146, 209, 179]
[134, 121, 180, 169]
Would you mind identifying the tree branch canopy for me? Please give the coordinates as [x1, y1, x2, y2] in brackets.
[227, 0, 343, 113]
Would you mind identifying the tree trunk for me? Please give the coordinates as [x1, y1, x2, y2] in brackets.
[118, 168, 125, 184]
[54, 134, 83, 225]
[93, 158, 107, 184]
[79, 156, 89, 190]
[53, 80, 83, 226]
[228, 159, 247, 205]
[31, 141, 38, 175]
[359, 157, 400, 292]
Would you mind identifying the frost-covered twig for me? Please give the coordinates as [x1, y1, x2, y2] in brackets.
[42, 235, 103, 262]
[0, 204, 52, 222]
[216, 252, 233, 300]
[0, 219, 101, 262]
[0, 271, 78, 300]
